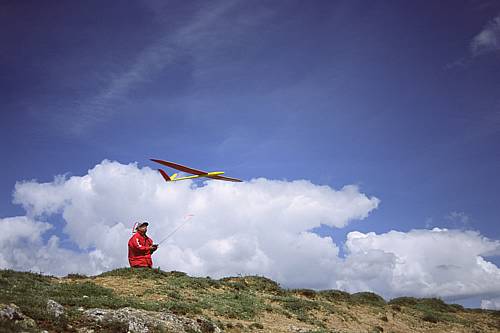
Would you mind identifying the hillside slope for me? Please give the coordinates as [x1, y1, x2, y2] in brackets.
[0, 268, 498, 332]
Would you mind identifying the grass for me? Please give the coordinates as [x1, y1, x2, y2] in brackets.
[239, 276, 281, 293]
[98, 268, 269, 320]
[98, 267, 173, 279]
[162, 300, 203, 315]
[389, 297, 456, 312]
[280, 296, 319, 314]
[270, 294, 324, 325]
[318, 290, 352, 303]
[200, 290, 265, 320]
[0, 269, 161, 322]
[388, 297, 466, 324]
[65, 273, 88, 279]
[290, 288, 317, 299]
[248, 322, 264, 329]
[351, 292, 386, 307]
[0, 320, 39, 333]
[106, 267, 222, 291]
[2, 268, 499, 332]
[0, 270, 58, 321]
[50, 280, 163, 312]
[389, 297, 462, 314]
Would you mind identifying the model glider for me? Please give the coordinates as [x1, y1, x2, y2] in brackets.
[150, 159, 243, 182]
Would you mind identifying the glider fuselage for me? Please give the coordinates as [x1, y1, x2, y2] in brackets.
[170, 171, 224, 181]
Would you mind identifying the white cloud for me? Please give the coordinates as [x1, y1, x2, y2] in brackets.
[339, 229, 500, 300]
[8, 160, 378, 288]
[481, 297, 500, 310]
[3, 160, 500, 303]
[471, 15, 500, 56]
[0, 216, 112, 275]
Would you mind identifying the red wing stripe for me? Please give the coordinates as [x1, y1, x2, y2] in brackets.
[208, 175, 243, 182]
[150, 159, 207, 175]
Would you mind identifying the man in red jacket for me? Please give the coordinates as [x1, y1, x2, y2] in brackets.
[128, 222, 158, 268]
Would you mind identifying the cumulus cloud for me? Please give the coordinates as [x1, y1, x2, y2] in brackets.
[8, 160, 378, 287]
[2, 160, 500, 304]
[0, 216, 112, 275]
[471, 15, 500, 56]
[339, 229, 500, 300]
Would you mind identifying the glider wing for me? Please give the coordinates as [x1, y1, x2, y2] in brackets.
[207, 175, 243, 182]
[150, 159, 207, 175]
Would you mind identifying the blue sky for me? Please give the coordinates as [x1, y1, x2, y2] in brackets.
[1, 0, 500, 307]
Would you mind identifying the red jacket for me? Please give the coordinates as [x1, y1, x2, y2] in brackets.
[128, 232, 154, 267]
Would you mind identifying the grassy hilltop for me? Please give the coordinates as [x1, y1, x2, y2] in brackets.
[0, 268, 499, 332]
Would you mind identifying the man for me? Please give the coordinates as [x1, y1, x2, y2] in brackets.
[128, 222, 158, 268]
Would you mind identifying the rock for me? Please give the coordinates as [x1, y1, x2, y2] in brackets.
[47, 299, 65, 318]
[83, 307, 221, 333]
[76, 328, 95, 333]
[288, 325, 309, 333]
[0, 303, 23, 321]
[0, 303, 37, 329]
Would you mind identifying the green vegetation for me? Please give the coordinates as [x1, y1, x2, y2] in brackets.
[104, 267, 222, 291]
[241, 276, 281, 293]
[318, 289, 352, 302]
[0, 319, 37, 333]
[65, 273, 88, 279]
[1, 268, 498, 332]
[99, 267, 174, 279]
[200, 291, 264, 320]
[351, 292, 386, 307]
[162, 300, 203, 315]
[248, 322, 264, 329]
[0, 269, 165, 332]
[279, 296, 319, 314]
[269, 294, 328, 327]
[290, 288, 317, 299]
[0, 270, 58, 321]
[388, 297, 465, 324]
[102, 268, 269, 320]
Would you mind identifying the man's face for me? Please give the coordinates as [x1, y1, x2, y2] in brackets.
[137, 225, 148, 234]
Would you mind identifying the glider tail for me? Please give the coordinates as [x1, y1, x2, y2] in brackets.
[158, 169, 178, 182]
[158, 169, 171, 182]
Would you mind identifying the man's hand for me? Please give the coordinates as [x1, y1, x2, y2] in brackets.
[150, 244, 158, 253]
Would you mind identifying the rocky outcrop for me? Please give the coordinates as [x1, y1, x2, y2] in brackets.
[46, 299, 64, 318]
[0, 303, 37, 330]
[83, 307, 221, 333]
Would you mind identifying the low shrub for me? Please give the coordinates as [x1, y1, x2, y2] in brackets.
[318, 290, 352, 302]
[351, 292, 386, 307]
[248, 322, 264, 329]
[291, 289, 317, 299]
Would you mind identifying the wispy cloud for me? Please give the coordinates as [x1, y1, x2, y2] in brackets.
[64, 1, 244, 136]
[445, 211, 471, 229]
[446, 13, 500, 69]
[471, 15, 500, 56]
